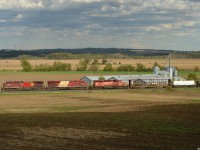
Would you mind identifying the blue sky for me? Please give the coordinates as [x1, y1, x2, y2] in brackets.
[0, 0, 200, 51]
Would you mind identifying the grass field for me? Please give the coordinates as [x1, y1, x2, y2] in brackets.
[0, 88, 199, 149]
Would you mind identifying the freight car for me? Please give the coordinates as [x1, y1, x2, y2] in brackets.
[196, 80, 200, 87]
[1, 81, 44, 91]
[92, 80, 128, 89]
[172, 80, 196, 87]
[129, 78, 171, 88]
[46, 80, 89, 90]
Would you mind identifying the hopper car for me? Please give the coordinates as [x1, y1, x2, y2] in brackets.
[129, 78, 171, 88]
[1, 81, 44, 91]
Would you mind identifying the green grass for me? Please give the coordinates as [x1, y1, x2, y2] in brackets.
[179, 70, 200, 78]
[0, 70, 199, 78]
[0, 104, 199, 149]
[191, 99, 200, 103]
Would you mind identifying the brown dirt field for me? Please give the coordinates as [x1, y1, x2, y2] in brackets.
[0, 89, 199, 113]
[0, 58, 199, 70]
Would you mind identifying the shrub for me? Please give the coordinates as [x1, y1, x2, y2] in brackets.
[136, 63, 147, 72]
[88, 64, 99, 71]
[52, 61, 71, 71]
[103, 63, 113, 71]
[117, 64, 135, 72]
[77, 60, 88, 71]
[35, 63, 52, 71]
[187, 73, 197, 80]
[34, 61, 71, 71]
[20, 59, 32, 72]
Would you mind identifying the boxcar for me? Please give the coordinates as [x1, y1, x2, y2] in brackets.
[93, 80, 128, 89]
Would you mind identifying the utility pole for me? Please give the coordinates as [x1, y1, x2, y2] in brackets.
[169, 54, 171, 78]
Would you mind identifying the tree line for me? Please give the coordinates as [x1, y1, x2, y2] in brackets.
[20, 59, 158, 72]
[1, 48, 200, 59]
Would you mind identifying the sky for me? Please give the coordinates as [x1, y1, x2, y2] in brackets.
[0, 0, 200, 51]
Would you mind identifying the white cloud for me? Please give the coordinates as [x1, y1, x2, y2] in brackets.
[0, 19, 6, 22]
[0, 0, 44, 9]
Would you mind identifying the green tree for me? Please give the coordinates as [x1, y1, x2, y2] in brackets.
[117, 64, 135, 72]
[35, 63, 52, 71]
[20, 59, 32, 72]
[187, 73, 197, 80]
[103, 63, 113, 71]
[88, 64, 99, 71]
[52, 61, 71, 71]
[136, 63, 147, 72]
[77, 59, 88, 71]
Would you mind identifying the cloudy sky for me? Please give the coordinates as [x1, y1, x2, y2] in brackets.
[0, 0, 200, 51]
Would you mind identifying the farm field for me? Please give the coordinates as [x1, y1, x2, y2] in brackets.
[0, 58, 199, 70]
[0, 88, 199, 149]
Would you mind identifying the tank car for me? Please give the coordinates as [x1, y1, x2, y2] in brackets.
[172, 80, 196, 87]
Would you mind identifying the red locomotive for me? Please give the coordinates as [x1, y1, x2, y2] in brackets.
[1, 81, 44, 91]
[47, 80, 89, 90]
[93, 80, 128, 89]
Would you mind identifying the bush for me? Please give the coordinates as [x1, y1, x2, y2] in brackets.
[136, 63, 147, 72]
[77, 60, 88, 71]
[52, 61, 71, 71]
[20, 59, 32, 72]
[34, 61, 71, 72]
[35, 63, 52, 71]
[103, 63, 113, 71]
[187, 73, 197, 80]
[88, 64, 99, 71]
[117, 64, 135, 72]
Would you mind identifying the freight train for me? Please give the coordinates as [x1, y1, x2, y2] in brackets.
[1, 79, 199, 91]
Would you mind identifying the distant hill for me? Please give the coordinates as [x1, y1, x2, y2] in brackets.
[0, 48, 199, 59]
